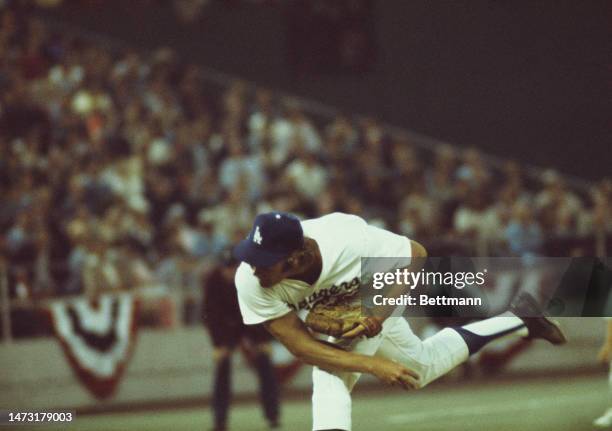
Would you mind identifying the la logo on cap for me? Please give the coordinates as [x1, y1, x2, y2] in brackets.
[253, 226, 263, 245]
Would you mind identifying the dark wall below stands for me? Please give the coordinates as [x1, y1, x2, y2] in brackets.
[43, 0, 611, 180]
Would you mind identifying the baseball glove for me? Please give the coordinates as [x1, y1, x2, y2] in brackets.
[305, 302, 383, 339]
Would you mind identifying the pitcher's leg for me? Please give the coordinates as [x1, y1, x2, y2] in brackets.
[376, 315, 534, 387]
[312, 333, 384, 431]
[376, 319, 469, 386]
[312, 368, 353, 431]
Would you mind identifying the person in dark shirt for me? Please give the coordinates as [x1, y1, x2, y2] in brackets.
[203, 253, 280, 431]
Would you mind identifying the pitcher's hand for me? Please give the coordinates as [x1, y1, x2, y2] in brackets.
[369, 357, 420, 390]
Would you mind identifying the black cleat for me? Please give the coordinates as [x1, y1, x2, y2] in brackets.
[509, 292, 567, 345]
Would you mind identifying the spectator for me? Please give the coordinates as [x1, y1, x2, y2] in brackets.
[535, 170, 583, 235]
[504, 204, 543, 257]
[284, 149, 328, 202]
[0, 4, 603, 301]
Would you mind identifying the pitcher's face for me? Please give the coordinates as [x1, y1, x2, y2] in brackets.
[251, 260, 288, 288]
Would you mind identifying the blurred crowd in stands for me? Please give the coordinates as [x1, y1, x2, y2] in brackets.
[0, 5, 611, 301]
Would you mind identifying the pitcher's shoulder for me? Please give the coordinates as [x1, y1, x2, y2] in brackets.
[234, 263, 259, 290]
[304, 212, 367, 229]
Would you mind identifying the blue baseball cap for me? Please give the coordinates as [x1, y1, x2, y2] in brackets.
[233, 212, 304, 267]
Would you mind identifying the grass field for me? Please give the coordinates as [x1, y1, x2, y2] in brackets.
[20, 373, 608, 431]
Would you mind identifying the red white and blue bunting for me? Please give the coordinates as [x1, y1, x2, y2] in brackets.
[49, 293, 139, 399]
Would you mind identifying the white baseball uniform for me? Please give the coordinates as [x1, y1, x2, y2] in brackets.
[235, 213, 470, 431]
